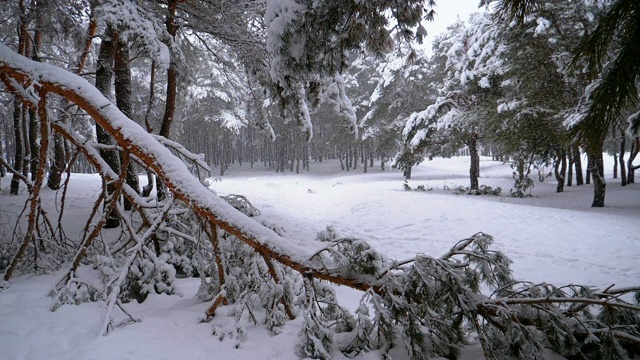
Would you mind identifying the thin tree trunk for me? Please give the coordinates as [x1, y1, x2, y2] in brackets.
[554, 152, 567, 193]
[10, 98, 23, 195]
[468, 133, 480, 192]
[619, 131, 627, 186]
[21, 105, 30, 179]
[96, 26, 121, 228]
[363, 142, 368, 174]
[142, 61, 156, 197]
[588, 149, 606, 208]
[17, 0, 30, 181]
[566, 146, 574, 187]
[28, 3, 44, 181]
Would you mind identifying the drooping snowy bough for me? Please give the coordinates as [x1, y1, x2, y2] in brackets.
[1, 43, 639, 359]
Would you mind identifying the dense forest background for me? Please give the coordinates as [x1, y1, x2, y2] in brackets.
[1, 0, 638, 205]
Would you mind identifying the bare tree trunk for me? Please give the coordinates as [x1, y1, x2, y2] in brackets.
[588, 149, 606, 208]
[362, 142, 368, 174]
[10, 98, 23, 195]
[114, 33, 140, 210]
[10, 3, 28, 194]
[17, 0, 30, 180]
[96, 27, 121, 228]
[554, 151, 567, 193]
[156, 0, 179, 201]
[573, 145, 584, 185]
[468, 133, 480, 193]
[619, 131, 627, 186]
[27, 0, 45, 181]
[566, 146, 574, 186]
[21, 103, 30, 179]
[142, 61, 156, 197]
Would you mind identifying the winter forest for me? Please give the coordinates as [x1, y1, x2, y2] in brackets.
[0, 0, 639, 359]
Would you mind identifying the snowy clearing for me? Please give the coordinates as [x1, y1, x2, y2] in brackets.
[1, 155, 639, 359]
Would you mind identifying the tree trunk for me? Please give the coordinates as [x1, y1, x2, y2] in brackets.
[156, 0, 180, 201]
[27, 0, 45, 181]
[95, 27, 121, 228]
[21, 105, 30, 179]
[362, 142, 367, 173]
[566, 147, 574, 186]
[142, 61, 157, 197]
[404, 166, 412, 180]
[554, 152, 567, 193]
[585, 157, 591, 185]
[573, 145, 584, 185]
[468, 133, 480, 192]
[114, 33, 140, 210]
[17, 0, 30, 181]
[628, 137, 639, 184]
[10, 98, 23, 195]
[588, 150, 606, 208]
[619, 131, 627, 186]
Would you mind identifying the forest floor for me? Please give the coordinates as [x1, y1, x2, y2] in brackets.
[1, 155, 639, 359]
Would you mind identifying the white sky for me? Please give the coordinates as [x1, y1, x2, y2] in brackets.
[421, 0, 485, 55]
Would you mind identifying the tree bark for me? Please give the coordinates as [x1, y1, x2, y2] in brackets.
[27, 0, 45, 181]
[142, 61, 157, 197]
[619, 131, 627, 186]
[468, 133, 480, 192]
[156, 0, 180, 201]
[10, 98, 23, 195]
[566, 146, 574, 186]
[573, 145, 584, 185]
[114, 33, 140, 210]
[588, 150, 606, 208]
[554, 151, 567, 193]
[17, 0, 30, 182]
[95, 27, 121, 228]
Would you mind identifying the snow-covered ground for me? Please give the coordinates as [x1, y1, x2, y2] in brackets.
[1, 156, 639, 359]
